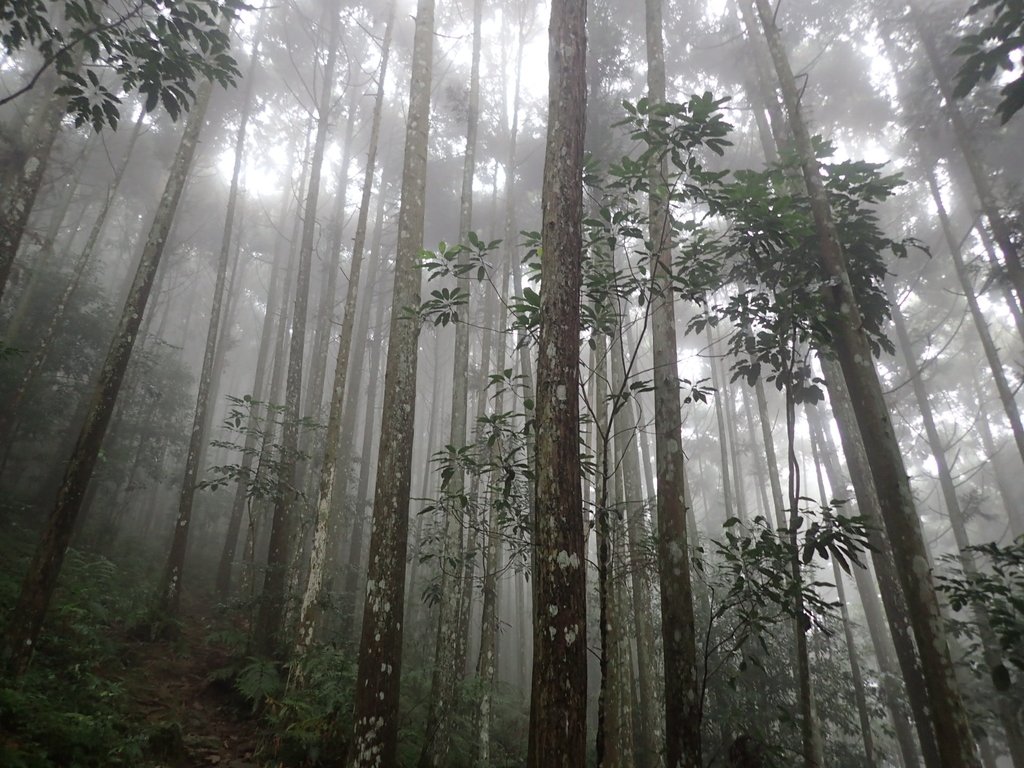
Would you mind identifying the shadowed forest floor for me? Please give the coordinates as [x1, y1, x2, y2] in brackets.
[0, 518, 266, 767]
[0, 511, 528, 767]
[119, 616, 261, 768]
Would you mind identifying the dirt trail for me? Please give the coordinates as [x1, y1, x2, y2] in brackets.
[120, 615, 261, 768]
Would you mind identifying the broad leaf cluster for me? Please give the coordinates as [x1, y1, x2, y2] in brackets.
[0, 0, 245, 129]
[954, 0, 1024, 123]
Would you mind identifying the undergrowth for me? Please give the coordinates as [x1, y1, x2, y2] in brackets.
[0, 518, 153, 767]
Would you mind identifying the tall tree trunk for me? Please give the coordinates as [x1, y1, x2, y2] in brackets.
[0, 72, 69, 306]
[815, 359, 943, 768]
[296, 0, 395, 654]
[781, 374, 823, 768]
[418, 0, 482, 759]
[255, 0, 342, 656]
[346, 0, 434, 762]
[609, 328, 662, 768]
[644, 1, 701, 765]
[807, 405, 925, 768]
[159, 27, 262, 614]
[752, 2, 979, 764]
[707, 325, 735, 528]
[214, 152, 296, 598]
[973, 384, 1024, 539]
[920, 165, 1024, 468]
[302, 95, 358, 424]
[905, 0, 1024, 320]
[339, 184, 391, 642]
[593, 335, 613, 767]
[2, 74, 216, 678]
[472, 268, 512, 763]
[890, 290, 1024, 767]
[0, 112, 145, 451]
[807, 423, 876, 766]
[526, 0, 587, 764]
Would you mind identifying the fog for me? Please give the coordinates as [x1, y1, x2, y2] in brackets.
[1, 0, 1022, 766]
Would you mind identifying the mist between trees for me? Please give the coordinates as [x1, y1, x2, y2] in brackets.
[1, 0, 1022, 767]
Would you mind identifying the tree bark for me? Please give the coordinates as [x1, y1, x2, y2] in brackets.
[2, 75, 215, 678]
[0, 70, 69, 306]
[345, 0, 434, 763]
[0, 112, 145, 451]
[295, 0, 395, 654]
[808, 422, 876, 766]
[905, 0, 1024, 321]
[644, 0, 702, 765]
[418, 0, 482, 759]
[160, 26, 261, 614]
[526, 0, 587, 764]
[255, 0, 342, 657]
[890, 289, 1024, 767]
[609, 326, 662, 768]
[920, 166, 1024, 469]
[752, 2, 979, 763]
[807, 405, 925, 768]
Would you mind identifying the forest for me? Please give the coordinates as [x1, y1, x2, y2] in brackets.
[0, 0, 1022, 766]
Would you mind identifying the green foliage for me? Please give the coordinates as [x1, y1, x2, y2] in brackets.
[954, 0, 1024, 123]
[201, 394, 319, 505]
[938, 536, 1024, 675]
[711, 505, 871, 640]
[417, 404, 533, 586]
[211, 646, 355, 765]
[695, 525, 881, 767]
[416, 235, 502, 327]
[0, 0, 246, 130]
[0, 521, 153, 766]
[686, 144, 912, 402]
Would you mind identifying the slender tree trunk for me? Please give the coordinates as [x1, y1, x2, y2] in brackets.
[0, 112, 145, 450]
[808, 423, 876, 766]
[2, 130, 97, 345]
[781, 374, 823, 768]
[526, 0, 587, 764]
[890, 291, 1024, 767]
[346, 0, 434, 762]
[973, 384, 1024, 539]
[707, 326, 735, 527]
[815, 360, 943, 768]
[2, 75, 216, 678]
[159, 29, 261, 614]
[214, 171, 295, 598]
[295, 0, 395, 654]
[906, 0, 1024, 320]
[644, 1, 701, 765]
[472, 273, 512, 763]
[255, 1, 342, 656]
[593, 335, 613, 767]
[752, 2, 979, 763]
[920, 166, 1024, 468]
[302, 95, 358, 424]
[806, 406, 924, 768]
[609, 328, 662, 768]
[610, 462, 637, 768]
[340, 186, 391, 641]
[418, 0, 482, 759]
[720, 363, 748, 523]
[0, 73, 69, 306]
